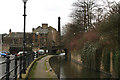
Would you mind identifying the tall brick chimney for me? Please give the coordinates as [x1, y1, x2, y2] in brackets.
[58, 17, 61, 46]
[58, 17, 61, 34]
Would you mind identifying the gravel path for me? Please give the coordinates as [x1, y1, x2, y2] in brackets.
[31, 55, 58, 80]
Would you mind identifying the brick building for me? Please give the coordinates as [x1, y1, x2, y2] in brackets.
[3, 30, 32, 54]
[32, 23, 59, 52]
[2, 23, 59, 54]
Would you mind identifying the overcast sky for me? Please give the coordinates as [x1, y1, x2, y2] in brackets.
[0, 0, 119, 34]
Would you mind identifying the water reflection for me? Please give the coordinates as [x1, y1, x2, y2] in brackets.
[49, 55, 111, 79]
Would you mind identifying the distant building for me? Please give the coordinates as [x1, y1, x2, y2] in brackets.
[3, 30, 32, 54]
[2, 23, 59, 54]
[32, 23, 59, 52]
[0, 34, 7, 51]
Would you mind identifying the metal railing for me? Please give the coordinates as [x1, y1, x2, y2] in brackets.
[0, 51, 39, 80]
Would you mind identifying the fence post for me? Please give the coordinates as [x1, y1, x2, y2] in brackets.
[32, 52, 35, 61]
[19, 54, 22, 78]
[6, 55, 10, 80]
[23, 52, 26, 73]
[30, 52, 32, 64]
[14, 54, 18, 80]
[27, 52, 30, 66]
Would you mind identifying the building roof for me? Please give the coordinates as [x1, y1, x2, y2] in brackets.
[33, 27, 48, 34]
[5, 32, 31, 38]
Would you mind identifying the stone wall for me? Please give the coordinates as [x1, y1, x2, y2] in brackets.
[70, 49, 118, 77]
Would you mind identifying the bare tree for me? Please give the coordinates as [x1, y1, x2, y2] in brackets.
[71, 0, 98, 32]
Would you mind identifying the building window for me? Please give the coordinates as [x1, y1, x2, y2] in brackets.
[35, 34, 38, 42]
[35, 38, 37, 42]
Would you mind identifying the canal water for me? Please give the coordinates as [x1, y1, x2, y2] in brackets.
[49, 55, 111, 79]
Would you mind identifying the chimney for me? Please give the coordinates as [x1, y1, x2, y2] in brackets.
[32, 28, 35, 32]
[58, 17, 61, 46]
[58, 17, 61, 34]
[42, 23, 48, 29]
[9, 29, 11, 34]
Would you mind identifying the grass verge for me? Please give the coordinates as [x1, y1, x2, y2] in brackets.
[28, 62, 38, 78]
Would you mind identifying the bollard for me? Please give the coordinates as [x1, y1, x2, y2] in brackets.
[14, 54, 18, 80]
[6, 55, 10, 80]
[19, 54, 22, 78]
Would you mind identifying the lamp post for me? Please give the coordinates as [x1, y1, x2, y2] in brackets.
[22, 0, 28, 73]
[36, 32, 40, 50]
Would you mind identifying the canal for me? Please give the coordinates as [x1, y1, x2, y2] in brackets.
[49, 54, 111, 79]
